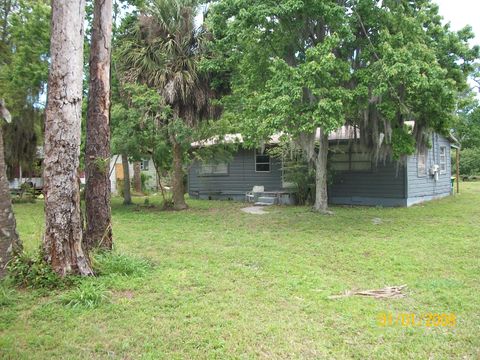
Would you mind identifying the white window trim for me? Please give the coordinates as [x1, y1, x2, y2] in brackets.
[439, 146, 447, 175]
[254, 149, 271, 173]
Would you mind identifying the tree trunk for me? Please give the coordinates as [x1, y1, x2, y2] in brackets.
[84, 0, 113, 251]
[0, 102, 21, 278]
[152, 157, 167, 202]
[313, 130, 331, 214]
[133, 161, 142, 193]
[121, 153, 132, 205]
[171, 140, 187, 210]
[43, 0, 93, 276]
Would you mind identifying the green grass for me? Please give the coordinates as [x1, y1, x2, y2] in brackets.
[1, 183, 479, 359]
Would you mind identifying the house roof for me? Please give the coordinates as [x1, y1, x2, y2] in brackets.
[191, 121, 457, 148]
[191, 126, 360, 148]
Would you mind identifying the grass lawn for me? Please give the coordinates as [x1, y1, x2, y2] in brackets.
[1, 183, 479, 359]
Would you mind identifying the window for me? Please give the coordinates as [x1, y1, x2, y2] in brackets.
[255, 151, 270, 172]
[199, 162, 228, 176]
[439, 146, 447, 174]
[140, 159, 149, 171]
[417, 150, 427, 176]
[330, 144, 372, 172]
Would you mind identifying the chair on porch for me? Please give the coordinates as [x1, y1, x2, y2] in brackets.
[245, 185, 264, 203]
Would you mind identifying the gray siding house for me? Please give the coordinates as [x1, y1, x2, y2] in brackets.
[188, 132, 454, 207]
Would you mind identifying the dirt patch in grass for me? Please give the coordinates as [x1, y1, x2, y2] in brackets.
[112, 290, 135, 300]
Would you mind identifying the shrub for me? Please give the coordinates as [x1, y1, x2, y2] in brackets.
[7, 251, 69, 289]
[11, 196, 36, 204]
[11, 182, 37, 203]
[20, 182, 37, 198]
[60, 282, 108, 309]
[268, 145, 316, 205]
[92, 252, 151, 277]
[283, 160, 316, 205]
[141, 172, 151, 193]
[161, 197, 174, 210]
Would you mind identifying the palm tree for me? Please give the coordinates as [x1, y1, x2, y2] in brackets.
[0, 99, 21, 278]
[116, 0, 219, 210]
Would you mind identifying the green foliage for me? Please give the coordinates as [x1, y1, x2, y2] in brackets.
[17, 182, 37, 202]
[111, 82, 171, 171]
[459, 147, 480, 176]
[60, 282, 108, 309]
[93, 157, 110, 175]
[113, 0, 225, 208]
[268, 144, 315, 205]
[140, 172, 151, 193]
[208, 0, 478, 160]
[92, 252, 152, 277]
[0, 285, 17, 307]
[116, 179, 126, 198]
[0, 0, 50, 111]
[207, 1, 350, 146]
[454, 102, 480, 150]
[161, 197, 174, 210]
[391, 127, 416, 160]
[7, 251, 69, 289]
[12, 194, 36, 204]
[0, 0, 50, 171]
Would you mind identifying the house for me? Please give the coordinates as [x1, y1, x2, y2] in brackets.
[8, 146, 93, 194]
[8, 146, 46, 192]
[109, 156, 159, 195]
[8, 147, 160, 195]
[188, 129, 456, 207]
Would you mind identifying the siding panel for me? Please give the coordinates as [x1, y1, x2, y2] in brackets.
[406, 134, 452, 203]
[188, 148, 283, 196]
[329, 161, 406, 200]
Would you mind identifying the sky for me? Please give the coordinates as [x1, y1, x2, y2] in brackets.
[434, 0, 480, 46]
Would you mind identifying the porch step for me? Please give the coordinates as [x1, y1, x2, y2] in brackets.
[254, 196, 277, 206]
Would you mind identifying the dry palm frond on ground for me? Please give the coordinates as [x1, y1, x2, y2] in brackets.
[328, 285, 407, 299]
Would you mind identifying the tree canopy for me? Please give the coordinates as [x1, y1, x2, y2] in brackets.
[0, 0, 50, 174]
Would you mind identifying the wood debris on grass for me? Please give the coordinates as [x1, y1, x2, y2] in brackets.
[328, 285, 407, 299]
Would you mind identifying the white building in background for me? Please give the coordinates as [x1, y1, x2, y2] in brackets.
[109, 155, 159, 195]
[8, 146, 46, 191]
[8, 147, 159, 195]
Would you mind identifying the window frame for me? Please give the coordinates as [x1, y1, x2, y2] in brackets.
[198, 161, 229, 177]
[439, 146, 447, 175]
[417, 149, 427, 177]
[140, 159, 149, 171]
[254, 149, 271, 173]
[329, 144, 372, 173]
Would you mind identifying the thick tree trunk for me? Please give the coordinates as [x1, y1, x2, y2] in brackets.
[85, 0, 113, 251]
[133, 161, 142, 193]
[43, 0, 93, 276]
[0, 103, 21, 278]
[171, 140, 187, 210]
[313, 130, 330, 213]
[121, 153, 132, 205]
